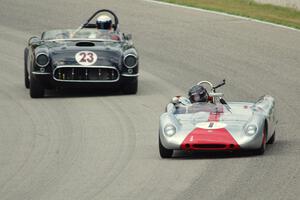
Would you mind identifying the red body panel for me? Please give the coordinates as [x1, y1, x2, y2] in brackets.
[180, 127, 240, 151]
[181, 105, 240, 151]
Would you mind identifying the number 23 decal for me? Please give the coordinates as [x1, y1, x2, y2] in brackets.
[75, 51, 97, 66]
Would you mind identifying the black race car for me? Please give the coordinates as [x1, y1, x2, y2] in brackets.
[24, 9, 139, 98]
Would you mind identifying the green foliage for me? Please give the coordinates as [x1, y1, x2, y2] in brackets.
[160, 0, 300, 29]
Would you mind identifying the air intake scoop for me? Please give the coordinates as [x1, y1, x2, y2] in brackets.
[76, 42, 95, 47]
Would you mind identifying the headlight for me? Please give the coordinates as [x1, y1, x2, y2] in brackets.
[124, 54, 137, 68]
[36, 53, 49, 67]
[245, 125, 257, 135]
[164, 124, 176, 137]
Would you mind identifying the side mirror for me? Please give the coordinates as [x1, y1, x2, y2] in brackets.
[124, 33, 132, 40]
[28, 36, 41, 47]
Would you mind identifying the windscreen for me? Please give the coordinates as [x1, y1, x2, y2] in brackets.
[42, 29, 121, 41]
[175, 103, 224, 115]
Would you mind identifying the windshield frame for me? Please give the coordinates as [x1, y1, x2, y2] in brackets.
[42, 29, 123, 42]
[175, 103, 224, 115]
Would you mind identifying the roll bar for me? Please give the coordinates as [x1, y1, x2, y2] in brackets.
[197, 79, 229, 109]
[83, 9, 119, 31]
[71, 9, 119, 38]
[197, 79, 226, 92]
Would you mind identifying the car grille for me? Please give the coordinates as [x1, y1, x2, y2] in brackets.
[53, 66, 119, 82]
[192, 144, 227, 149]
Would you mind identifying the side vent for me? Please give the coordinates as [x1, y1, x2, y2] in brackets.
[76, 42, 95, 47]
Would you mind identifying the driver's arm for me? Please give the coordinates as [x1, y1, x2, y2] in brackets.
[171, 96, 191, 106]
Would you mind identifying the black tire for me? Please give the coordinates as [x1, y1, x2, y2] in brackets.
[254, 125, 267, 155]
[30, 76, 45, 98]
[267, 131, 275, 144]
[122, 78, 138, 94]
[24, 48, 30, 89]
[159, 137, 173, 158]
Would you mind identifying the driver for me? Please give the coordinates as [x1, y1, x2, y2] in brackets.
[170, 85, 211, 107]
[96, 15, 113, 30]
[95, 15, 120, 40]
[188, 85, 209, 103]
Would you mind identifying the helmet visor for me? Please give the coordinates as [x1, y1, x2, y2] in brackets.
[97, 21, 112, 30]
[191, 94, 201, 102]
[191, 91, 207, 102]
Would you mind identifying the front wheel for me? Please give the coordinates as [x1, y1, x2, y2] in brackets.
[267, 131, 275, 144]
[159, 137, 173, 158]
[122, 78, 138, 94]
[30, 77, 45, 98]
[24, 48, 30, 89]
[254, 125, 267, 155]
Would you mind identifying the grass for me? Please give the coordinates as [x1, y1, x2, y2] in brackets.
[158, 0, 300, 29]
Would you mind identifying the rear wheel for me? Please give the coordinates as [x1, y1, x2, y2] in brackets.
[122, 78, 138, 94]
[159, 137, 173, 158]
[267, 131, 275, 144]
[254, 125, 267, 155]
[30, 76, 45, 98]
[24, 48, 30, 89]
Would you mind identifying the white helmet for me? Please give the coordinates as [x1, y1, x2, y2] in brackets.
[96, 15, 112, 30]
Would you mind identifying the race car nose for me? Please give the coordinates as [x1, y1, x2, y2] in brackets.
[181, 128, 240, 151]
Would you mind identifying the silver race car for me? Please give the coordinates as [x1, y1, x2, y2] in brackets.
[159, 80, 277, 158]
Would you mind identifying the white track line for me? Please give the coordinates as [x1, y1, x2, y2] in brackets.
[144, 0, 300, 32]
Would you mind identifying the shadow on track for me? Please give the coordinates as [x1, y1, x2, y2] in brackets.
[170, 148, 278, 160]
[43, 87, 128, 98]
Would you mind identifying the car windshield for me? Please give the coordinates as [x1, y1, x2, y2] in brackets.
[42, 29, 122, 41]
[175, 103, 224, 114]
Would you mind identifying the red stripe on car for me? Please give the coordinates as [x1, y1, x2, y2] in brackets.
[208, 104, 223, 122]
[181, 105, 240, 151]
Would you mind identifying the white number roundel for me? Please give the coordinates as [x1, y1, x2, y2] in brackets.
[75, 51, 97, 66]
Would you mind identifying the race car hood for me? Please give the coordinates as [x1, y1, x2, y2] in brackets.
[174, 102, 259, 150]
[44, 41, 124, 68]
[175, 102, 255, 127]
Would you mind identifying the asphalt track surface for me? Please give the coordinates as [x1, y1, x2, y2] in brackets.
[0, 0, 300, 200]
